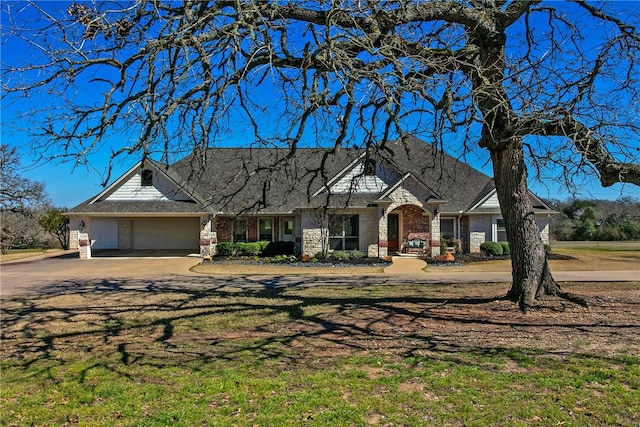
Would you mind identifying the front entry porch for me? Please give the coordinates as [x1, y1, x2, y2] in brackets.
[380, 204, 441, 258]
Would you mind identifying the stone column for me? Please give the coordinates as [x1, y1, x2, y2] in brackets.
[430, 212, 441, 257]
[376, 207, 388, 258]
[69, 229, 79, 250]
[200, 216, 216, 259]
[78, 232, 91, 259]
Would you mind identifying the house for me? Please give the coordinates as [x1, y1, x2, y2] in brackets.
[67, 136, 554, 258]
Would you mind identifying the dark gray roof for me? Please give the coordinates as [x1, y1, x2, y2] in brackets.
[69, 200, 209, 214]
[171, 147, 363, 213]
[71, 136, 549, 215]
[373, 136, 495, 213]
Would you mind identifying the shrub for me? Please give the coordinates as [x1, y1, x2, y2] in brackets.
[440, 239, 448, 254]
[314, 251, 328, 260]
[256, 241, 270, 252]
[441, 238, 462, 254]
[350, 250, 364, 260]
[499, 241, 510, 255]
[262, 241, 295, 257]
[331, 250, 351, 262]
[480, 241, 503, 256]
[216, 242, 236, 256]
[237, 242, 261, 256]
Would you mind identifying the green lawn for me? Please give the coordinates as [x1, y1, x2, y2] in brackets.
[551, 240, 640, 252]
[2, 283, 639, 426]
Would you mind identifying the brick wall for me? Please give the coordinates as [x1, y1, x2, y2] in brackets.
[216, 217, 232, 242]
[399, 205, 430, 242]
[247, 217, 258, 241]
[460, 216, 469, 253]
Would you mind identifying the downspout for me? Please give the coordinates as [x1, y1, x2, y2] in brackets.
[457, 212, 463, 251]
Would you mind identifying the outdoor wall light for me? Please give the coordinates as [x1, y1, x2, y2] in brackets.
[202, 219, 209, 226]
[79, 220, 85, 229]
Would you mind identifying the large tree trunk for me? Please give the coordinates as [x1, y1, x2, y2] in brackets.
[490, 138, 572, 312]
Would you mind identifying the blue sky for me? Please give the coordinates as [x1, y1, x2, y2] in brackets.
[1, 1, 638, 208]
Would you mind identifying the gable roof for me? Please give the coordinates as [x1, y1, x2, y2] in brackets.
[68, 159, 210, 215]
[69, 136, 553, 216]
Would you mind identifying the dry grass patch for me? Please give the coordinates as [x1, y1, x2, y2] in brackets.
[2, 281, 639, 426]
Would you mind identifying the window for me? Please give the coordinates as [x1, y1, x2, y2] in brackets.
[496, 218, 507, 242]
[364, 158, 376, 176]
[141, 169, 153, 187]
[232, 218, 247, 242]
[259, 218, 273, 242]
[440, 218, 454, 240]
[283, 218, 294, 236]
[329, 215, 359, 250]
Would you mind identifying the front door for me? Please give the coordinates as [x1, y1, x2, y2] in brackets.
[388, 214, 400, 253]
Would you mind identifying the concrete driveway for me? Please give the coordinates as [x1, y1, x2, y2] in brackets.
[1, 252, 201, 297]
[1, 253, 638, 298]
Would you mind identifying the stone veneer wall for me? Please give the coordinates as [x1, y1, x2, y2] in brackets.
[300, 208, 378, 257]
[469, 231, 486, 253]
[200, 217, 215, 257]
[301, 211, 326, 256]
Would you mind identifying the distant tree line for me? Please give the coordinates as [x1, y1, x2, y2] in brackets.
[1, 145, 69, 254]
[550, 197, 640, 241]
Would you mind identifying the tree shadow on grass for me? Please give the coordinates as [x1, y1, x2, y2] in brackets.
[1, 274, 639, 378]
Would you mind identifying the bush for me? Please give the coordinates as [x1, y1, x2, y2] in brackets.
[314, 251, 328, 260]
[237, 242, 261, 256]
[480, 241, 503, 256]
[499, 241, 510, 255]
[350, 250, 364, 260]
[216, 242, 236, 256]
[441, 238, 462, 254]
[256, 241, 270, 252]
[331, 250, 351, 261]
[262, 241, 295, 257]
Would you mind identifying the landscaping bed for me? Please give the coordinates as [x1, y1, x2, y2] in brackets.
[208, 255, 392, 268]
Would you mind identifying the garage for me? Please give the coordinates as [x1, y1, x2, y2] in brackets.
[132, 217, 200, 250]
[91, 218, 119, 249]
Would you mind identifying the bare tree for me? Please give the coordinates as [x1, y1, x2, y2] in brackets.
[2, 1, 639, 310]
[0, 145, 50, 254]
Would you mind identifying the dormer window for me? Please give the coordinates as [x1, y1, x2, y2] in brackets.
[364, 158, 376, 176]
[141, 169, 153, 187]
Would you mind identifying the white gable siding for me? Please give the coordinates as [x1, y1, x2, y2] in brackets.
[330, 164, 388, 194]
[106, 171, 192, 201]
[478, 191, 500, 209]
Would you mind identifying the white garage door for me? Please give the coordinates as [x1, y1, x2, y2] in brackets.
[91, 218, 119, 249]
[132, 217, 200, 250]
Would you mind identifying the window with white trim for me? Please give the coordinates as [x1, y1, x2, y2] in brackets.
[496, 218, 507, 242]
[440, 218, 454, 240]
[329, 215, 359, 250]
[232, 218, 247, 242]
[258, 218, 273, 242]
